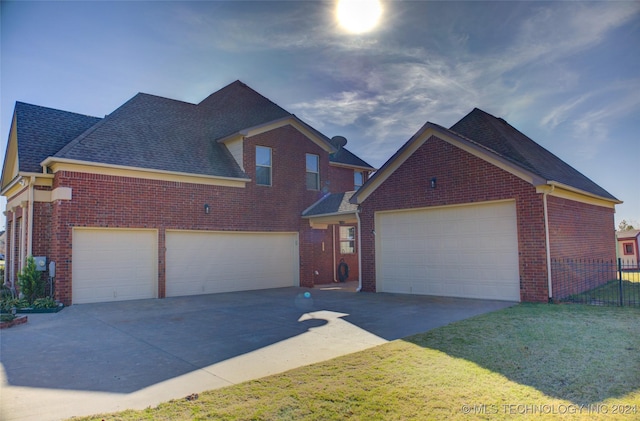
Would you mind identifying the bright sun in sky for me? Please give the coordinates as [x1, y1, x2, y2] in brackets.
[336, 0, 383, 34]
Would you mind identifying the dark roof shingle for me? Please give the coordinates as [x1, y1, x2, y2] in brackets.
[303, 191, 358, 217]
[14, 102, 101, 173]
[450, 108, 618, 201]
[50, 80, 372, 178]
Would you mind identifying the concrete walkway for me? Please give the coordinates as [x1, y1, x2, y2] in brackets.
[0, 286, 514, 421]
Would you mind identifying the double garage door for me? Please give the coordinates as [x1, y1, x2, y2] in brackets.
[72, 228, 299, 304]
[376, 201, 521, 301]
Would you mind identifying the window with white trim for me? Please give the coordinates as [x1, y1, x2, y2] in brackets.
[354, 171, 364, 190]
[256, 146, 272, 186]
[306, 153, 319, 190]
[340, 226, 356, 254]
[624, 243, 634, 255]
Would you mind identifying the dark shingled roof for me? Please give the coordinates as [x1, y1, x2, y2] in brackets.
[450, 108, 618, 201]
[54, 81, 293, 178]
[330, 146, 374, 169]
[14, 102, 102, 173]
[47, 80, 371, 177]
[303, 191, 358, 217]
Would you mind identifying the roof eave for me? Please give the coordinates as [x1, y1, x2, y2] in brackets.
[41, 156, 252, 184]
[217, 115, 338, 154]
[302, 210, 358, 219]
[541, 181, 622, 205]
[329, 161, 377, 171]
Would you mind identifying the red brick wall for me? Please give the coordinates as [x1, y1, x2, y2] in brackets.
[329, 165, 355, 192]
[547, 196, 616, 260]
[548, 196, 617, 299]
[42, 125, 356, 304]
[359, 135, 549, 302]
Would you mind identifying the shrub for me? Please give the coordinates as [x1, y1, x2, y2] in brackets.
[17, 256, 45, 305]
[0, 297, 28, 312]
[0, 283, 13, 300]
[32, 297, 58, 309]
[1, 313, 16, 322]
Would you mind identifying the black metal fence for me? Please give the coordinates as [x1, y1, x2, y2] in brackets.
[552, 258, 640, 306]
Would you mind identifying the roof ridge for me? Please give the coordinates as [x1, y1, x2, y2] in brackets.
[15, 101, 101, 120]
[450, 107, 618, 201]
[53, 93, 147, 159]
[134, 92, 198, 107]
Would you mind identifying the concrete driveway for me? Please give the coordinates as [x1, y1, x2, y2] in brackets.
[1, 285, 515, 421]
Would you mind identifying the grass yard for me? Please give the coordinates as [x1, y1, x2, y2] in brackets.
[72, 304, 640, 421]
[564, 274, 640, 306]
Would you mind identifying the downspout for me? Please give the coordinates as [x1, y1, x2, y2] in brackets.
[332, 225, 338, 282]
[543, 185, 555, 302]
[9, 210, 16, 289]
[20, 203, 27, 269]
[27, 176, 35, 257]
[355, 208, 363, 292]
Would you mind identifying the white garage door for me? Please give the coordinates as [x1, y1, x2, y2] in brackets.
[72, 228, 158, 304]
[166, 231, 299, 297]
[377, 201, 520, 301]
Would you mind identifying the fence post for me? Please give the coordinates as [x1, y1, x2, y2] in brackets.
[618, 258, 623, 307]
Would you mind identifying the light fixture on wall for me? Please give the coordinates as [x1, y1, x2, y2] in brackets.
[430, 177, 437, 189]
[204, 204, 210, 214]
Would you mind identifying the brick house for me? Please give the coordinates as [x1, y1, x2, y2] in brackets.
[1, 81, 374, 305]
[2, 82, 619, 305]
[350, 108, 620, 302]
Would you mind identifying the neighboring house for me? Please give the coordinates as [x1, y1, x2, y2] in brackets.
[617, 229, 640, 268]
[0, 81, 374, 305]
[350, 108, 620, 303]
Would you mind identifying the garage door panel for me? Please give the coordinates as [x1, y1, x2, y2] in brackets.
[377, 201, 520, 301]
[166, 231, 299, 297]
[72, 229, 157, 304]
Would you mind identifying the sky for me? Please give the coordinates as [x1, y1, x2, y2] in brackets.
[1, 0, 639, 229]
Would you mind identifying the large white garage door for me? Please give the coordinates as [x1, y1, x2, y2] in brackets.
[72, 228, 158, 304]
[377, 201, 520, 301]
[166, 231, 299, 297]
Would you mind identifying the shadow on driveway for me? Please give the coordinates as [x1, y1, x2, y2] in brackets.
[0, 287, 514, 394]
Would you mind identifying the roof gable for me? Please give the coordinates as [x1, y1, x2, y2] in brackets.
[352, 110, 619, 206]
[450, 108, 617, 201]
[199, 80, 291, 140]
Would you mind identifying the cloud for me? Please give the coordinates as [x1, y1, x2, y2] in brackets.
[541, 95, 591, 129]
[567, 80, 640, 158]
[288, 2, 639, 163]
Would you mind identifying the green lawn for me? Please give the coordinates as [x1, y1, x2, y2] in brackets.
[72, 304, 640, 420]
[564, 278, 640, 306]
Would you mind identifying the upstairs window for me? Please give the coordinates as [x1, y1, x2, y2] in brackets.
[624, 243, 634, 255]
[354, 171, 364, 190]
[256, 146, 272, 186]
[340, 226, 356, 254]
[306, 154, 319, 190]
